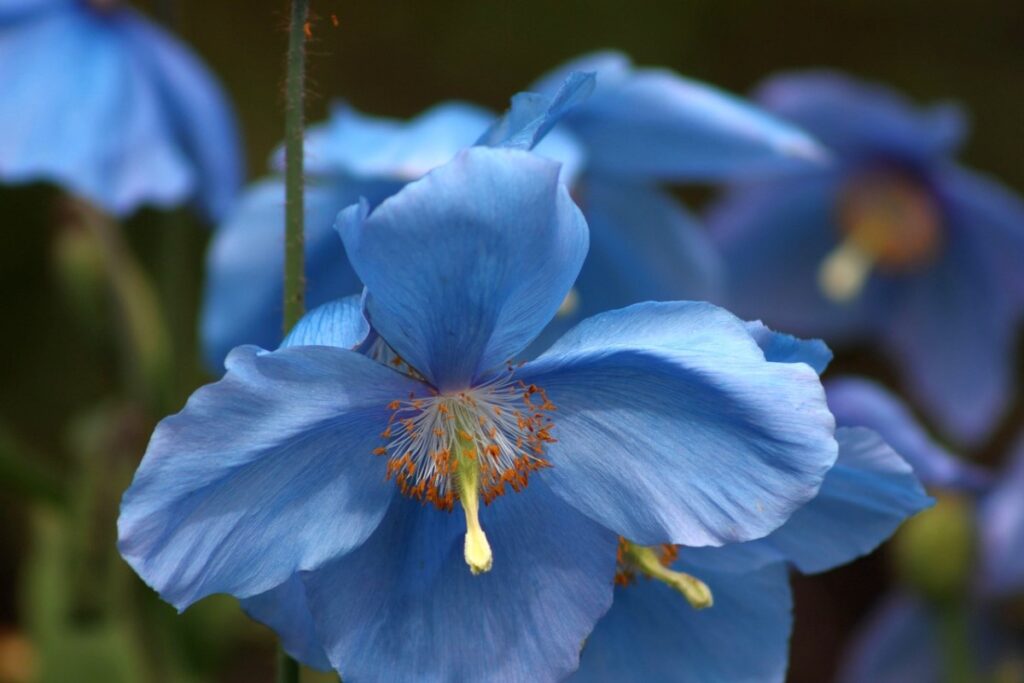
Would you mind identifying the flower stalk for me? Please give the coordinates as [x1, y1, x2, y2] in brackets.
[283, 0, 310, 333]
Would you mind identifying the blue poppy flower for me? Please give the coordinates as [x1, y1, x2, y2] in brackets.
[121, 147, 839, 681]
[200, 74, 590, 369]
[527, 52, 828, 336]
[568, 326, 930, 683]
[709, 71, 1024, 445]
[0, 0, 242, 220]
[826, 380, 1024, 682]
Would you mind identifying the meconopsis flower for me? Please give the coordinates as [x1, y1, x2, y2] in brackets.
[120, 147, 840, 681]
[200, 72, 591, 368]
[568, 330, 931, 683]
[708, 72, 1024, 445]
[825, 379, 1024, 682]
[0, 0, 242, 220]
[527, 51, 828, 333]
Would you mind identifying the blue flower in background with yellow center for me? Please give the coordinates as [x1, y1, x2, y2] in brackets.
[0, 0, 242, 219]
[121, 146, 840, 681]
[709, 72, 1024, 445]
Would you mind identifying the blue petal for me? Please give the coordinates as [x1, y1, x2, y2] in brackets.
[880, 221, 1017, 445]
[571, 560, 792, 683]
[709, 173, 883, 341]
[295, 101, 493, 179]
[118, 345, 427, 609]
[688, 427, 931, 575]
[935, 165, 1024, 305]
[0, 0, 70, 21]
[836, 594, 941, 683]
[979, 436, 1024, 595]
[825, 377, 991, 492]
[743, 320, 832, 374]
[756, 71, 966, 164]
[280, 295, 368, 349]
[521, 302, 837, 546]
[118, 11, 243, 221]
[535, 51, 827, 181]
[240, 575, 331, 671]
[0, 8, 195, 216]
[337, 147, 588, 390]
[476, 71, 595, 150]
[200, 176, 399, 370]
[301, 482, 617, 682]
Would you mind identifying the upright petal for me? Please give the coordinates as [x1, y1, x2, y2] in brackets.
[200, 176, 398, 369]
[743, 320, 832, 374]
[687, 427, 931, 575]
[118, 10, 243, 221]
[571, 560, 792, 683]
[535, 52, 826, 181]
[118, 345, 426, 609]
[302, 482, 617, 683]
[825, 377, 991, 492]
[880, 223, 1018, 445]
[521, 302, 837, 547]
[337, 147, 588, 390]
[476, 71, 595, 150]
[756, 71, 966, 163]
[978, 436, 1024, 595]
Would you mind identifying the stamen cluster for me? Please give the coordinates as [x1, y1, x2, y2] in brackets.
[614, 538, 679, 587]
[374, 369, 557, 510]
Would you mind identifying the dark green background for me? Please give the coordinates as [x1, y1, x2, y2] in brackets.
[3, 1, 1023, 681]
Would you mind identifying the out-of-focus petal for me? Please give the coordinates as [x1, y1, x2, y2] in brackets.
[836, 594, 941, 683]
[979, 436, 1024, 595]
[571, 560, 792, 683]
[338, 147, 587, 390]
[476, 70, 595, 150]
[302, 483, 617, 683]
[521, 302, 837, 546]
[118, 345, 426, 609]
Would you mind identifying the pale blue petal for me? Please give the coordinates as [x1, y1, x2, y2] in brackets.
[337, 147, 588, 390]
[118, 11, 243, 221]
[743, 320, 832, 374]
[0, 8, 194, 216]
[280, 295, 368, 350]
[979, 436, 1024, 595]
[709, 173, 883, 341]
[825, 377, 991, 492]
[521, 302, 837, 546]
[295, 101, 492, 179]
[476, 71, 595, 150]
[0, 0, 70, 22]
[571, 560, 792, 683]
[118, 345, 427, 609]
[302, 482, 617, 683]
[688, 427, 931, 575]
[200, 176, 398, 369]
[240, 575, 331, 671]
[756, 71, 966, 163]
[535, 51, 827, 181]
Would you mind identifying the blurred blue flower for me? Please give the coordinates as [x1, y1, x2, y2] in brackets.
[120, 147, 840, 681]
[569, 327, 931, 683]
[200, 73, 591, 368]
[710, 72, 1024, 445]
[827, 379, 1024, 682]
[0, 0, 242, 220]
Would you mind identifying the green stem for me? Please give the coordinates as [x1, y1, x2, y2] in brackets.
[158, 211, 198, 408]
[937, 599, 974, 683]
[283, 0, 309, 333]
[278, 649, 301, 683]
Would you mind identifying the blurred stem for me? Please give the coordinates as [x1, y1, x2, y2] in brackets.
[278, 649, 300, 683]
[937, 599, 974, 683]
[283, 0, 309, 333]
[158, 212, 199, 408]
[0, 424, 65, 507]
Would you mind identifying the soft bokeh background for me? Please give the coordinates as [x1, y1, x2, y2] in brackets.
[3, 1, 1023, 681]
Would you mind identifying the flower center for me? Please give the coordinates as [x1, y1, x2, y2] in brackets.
[615, 539, 713, 609]
[374, 370, 557, 573]
[819, 170, 942, 302]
